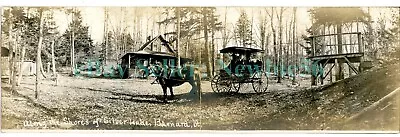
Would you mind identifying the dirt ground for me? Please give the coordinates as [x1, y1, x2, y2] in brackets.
[1, 62, 399, 130]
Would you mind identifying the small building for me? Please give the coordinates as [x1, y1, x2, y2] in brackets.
[1, 47, 35, 78]
[17, 60, 36, 76]
[120, 35, 192, 78]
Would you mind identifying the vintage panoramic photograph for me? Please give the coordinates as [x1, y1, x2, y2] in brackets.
[1, 6, 399, 131]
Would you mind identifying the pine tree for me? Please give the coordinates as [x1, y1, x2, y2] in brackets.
[59, 9, 94, 68]
[235, 10, 253, 47]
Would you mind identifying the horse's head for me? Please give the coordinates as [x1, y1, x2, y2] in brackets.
[149, 64, 164, 78]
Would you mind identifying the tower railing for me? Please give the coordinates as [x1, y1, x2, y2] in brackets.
[309, 32, 363, 57]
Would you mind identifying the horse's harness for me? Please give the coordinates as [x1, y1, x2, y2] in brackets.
[149, 65, 186, 85]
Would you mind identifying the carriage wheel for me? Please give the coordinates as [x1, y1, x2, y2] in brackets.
[252, 72, 268, 93]
[211, 75, 232, 93]
[232, 82, 241, 93]
[211, 75, 219, 92]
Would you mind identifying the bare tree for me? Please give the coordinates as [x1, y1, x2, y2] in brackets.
[8, 8, 13, 85]
[277, 8, 285, 83]
[202, 8, 212, 78]
[266, 8, 278, 79]
[72, 8, 76, 73]
[103, 7, 108, 65]
[51, 40, 56, 75]
[70, 7, 76, 75]
[35, 8, 45, 99]
[17, 28, 26, 86]
[0, 7, 2, 83]
[292, 7, 297, 84]
[222, 7, 230, 62]
[258, 8, 266, 56]
[11, 14, 17, 94]
[176, 8, 181, 67]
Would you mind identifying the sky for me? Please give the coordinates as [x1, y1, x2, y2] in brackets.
[52, 7, 395, 44]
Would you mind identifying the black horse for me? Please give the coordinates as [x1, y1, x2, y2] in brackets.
[150, 64, 199, 102]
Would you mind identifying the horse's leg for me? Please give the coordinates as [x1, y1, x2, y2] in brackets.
[162, 86, 168, 102]
[160, 79, 168, 102]
[169, 86, 174, 99]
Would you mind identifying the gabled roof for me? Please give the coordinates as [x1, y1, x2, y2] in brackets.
[120, 35, 193, 64]
[121, 50, 176, 59]
[137, 35, 176, 55]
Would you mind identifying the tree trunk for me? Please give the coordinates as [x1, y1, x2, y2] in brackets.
[273, 46, 277, 77]
[336, 23, 344, 80]
[17, 44, 26, 86]
[11, 35, 16, 94]
[286, 20, 290, 77]
[349, 23, 353, 76]
[0, 8, 3, 82]
[51, 40, 56, 75]
[8, 8, 13, 85]
[269, 8, 278, 79]
[71, 8, 75, 75]
[292, 7, 297, 84]
[39, 53, 47, 79]
[266, 33, 270, 58]
[366, 8, 374, 58]
[329, 25, 333, 82]
[17, 8, 30, 87]
[211, 26, 215, 76]
[211, 11, 216, 77]
[397, 7, 400, 53]
[203, 8, 212, 79]
[7, 8, 17, 94]
[36, 9, 44, 99]
[104, 7, 108, 65]
[157, 11, 162, 52]
[11, 25, 17, 94]
[222, 7, 228, 62]
[277, 8, 284, 83]
[250, 8, 254, 47]
[176, 8, 181, 67]
[260, 10, 266, 72]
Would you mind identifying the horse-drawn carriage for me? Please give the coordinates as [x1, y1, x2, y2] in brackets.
[211, 47, 268, 93]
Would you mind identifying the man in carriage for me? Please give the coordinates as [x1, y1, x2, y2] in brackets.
[211, 46, 268, 93]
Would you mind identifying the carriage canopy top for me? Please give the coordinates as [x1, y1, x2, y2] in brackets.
[219, 47, 264, 54]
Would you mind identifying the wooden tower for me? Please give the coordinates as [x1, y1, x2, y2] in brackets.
[307, 32, 369, 85]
